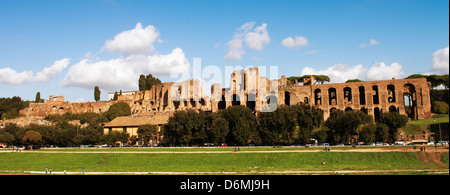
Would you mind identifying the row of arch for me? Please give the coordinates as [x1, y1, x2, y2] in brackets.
[330, 105, 400, 121]
[312, 83, 416, 106]
[217, 93, 277, 112]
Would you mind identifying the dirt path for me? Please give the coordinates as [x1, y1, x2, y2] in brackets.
[19, 169, 449, 175]
[1, 146, 448, 154]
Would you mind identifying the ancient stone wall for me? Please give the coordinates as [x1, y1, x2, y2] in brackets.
[19, 68, 431, 122]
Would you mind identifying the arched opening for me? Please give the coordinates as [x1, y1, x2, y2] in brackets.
[360, 107, 368, 114]
[359, 86, 366, 105]
[387, 85, 396, 102]
[389, 105, 398, 113]
[330, 107, 337, 113]
[284, 91, 290, 106]
[345, 107, 353, 112]
[374, 107, 381, 122]
[266, 95, 278, 107]
[247, 93, 256, 111]
[403, 83, 417, 120]
[190, 99, 196, 108]
[173, 101, 180, 109]
[200, 98, 206, 106]
[59, 107, 64, 112]
[232, 94, 240, 106]
[218, 95, 226, 110]
[328, 88, 337, 105]
[344, 87, 352, 103]
[314, 89, 322, 105]
[372, 85, 379, 104]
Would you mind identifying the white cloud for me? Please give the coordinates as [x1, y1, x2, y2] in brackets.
[366, 62, 404, 80]
[301, 62, 404, 83]
[244, 23, 270, 50]
[103, 23, 160, 54]
[431, 46, 449, 74]
[224, 22, 270, 61]
[33, 58, 70, 82]
[281, 36, 309, 48]
[224, 39, 245, 61]
[0, 68, 33, 85]
[0, 58, 69, 85]
[359, 39, 380, 48]
[61, 48, 190, 91]
[301, 64, 367, 83]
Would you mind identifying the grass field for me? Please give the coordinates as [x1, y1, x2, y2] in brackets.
[0, 148, 448, 175]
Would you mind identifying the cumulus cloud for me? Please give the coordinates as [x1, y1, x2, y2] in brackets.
[224, 39, 245, 61]
[244, 23, 270, 50]
[0, 58, 70, 85]
[301, 62, 405, 83]
[224, 22, 270, 61]
[359, 39, 380, 48]
[366, 62, 404, 80]
[33, 58, 70, 82]
[61, 48, 190, 91]
[431, 46, 449, 74]
[103, 23, 160, 54]
[281, 36, 309, 48]
[301, 64, 367, 83]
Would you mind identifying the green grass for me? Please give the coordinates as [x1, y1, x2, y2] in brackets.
[402, 115, 449, 134]
[0, 151, 446, 174]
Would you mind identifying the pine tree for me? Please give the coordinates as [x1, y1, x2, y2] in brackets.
[94, 86, 101, 102]
[35, 92, 41, 103]
[138, 75, 146, 91]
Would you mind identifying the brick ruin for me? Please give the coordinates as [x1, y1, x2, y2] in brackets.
[19, 67, 432, 121]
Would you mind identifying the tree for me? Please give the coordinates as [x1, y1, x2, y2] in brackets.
[433, 101, 449, 114]
[22, 130, 42, 149]
[137, 124, 158, 146]
[220, 106, 258, 145]
[163, 109, 201, 146]
[101, 131, 129, 146]
[0, 96, 28, 119]
[359, 123, 376, 144]
[287, 75, 331, 85]
[324, 110, 372, 144]
[103, 102, 131, 121]
[139, 74, 147, 91]
[375, 123, 389, 142]
[113, 91, 118, 100]
[0, 130, 15, 146]
[146, 74, 162, 90]
[206, 113, 229, 145]
[35, 92, 41, 103]
[377, 112, 409, 143]
[313, 126, 329, 144]
[139, 74, 162, 91]
[292, 104, 323, 144]
[94, 86, 101, 102]
[345, 79, 363, 83]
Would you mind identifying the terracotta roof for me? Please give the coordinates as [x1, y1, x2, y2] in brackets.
[103, 113, 172, 127]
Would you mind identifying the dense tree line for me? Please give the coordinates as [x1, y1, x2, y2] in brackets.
[314, 110, 408, 145]
[139, 74, 162, 91]
[162, 104, 324, 146]
[163, 104, 410, 146]
[0, 96, 31, 120]
[0, 102, 134, 148]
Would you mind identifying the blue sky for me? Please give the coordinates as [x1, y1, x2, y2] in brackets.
[0, 0, 448, 102]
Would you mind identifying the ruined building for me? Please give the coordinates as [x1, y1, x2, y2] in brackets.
[20, 67, 432, 121]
